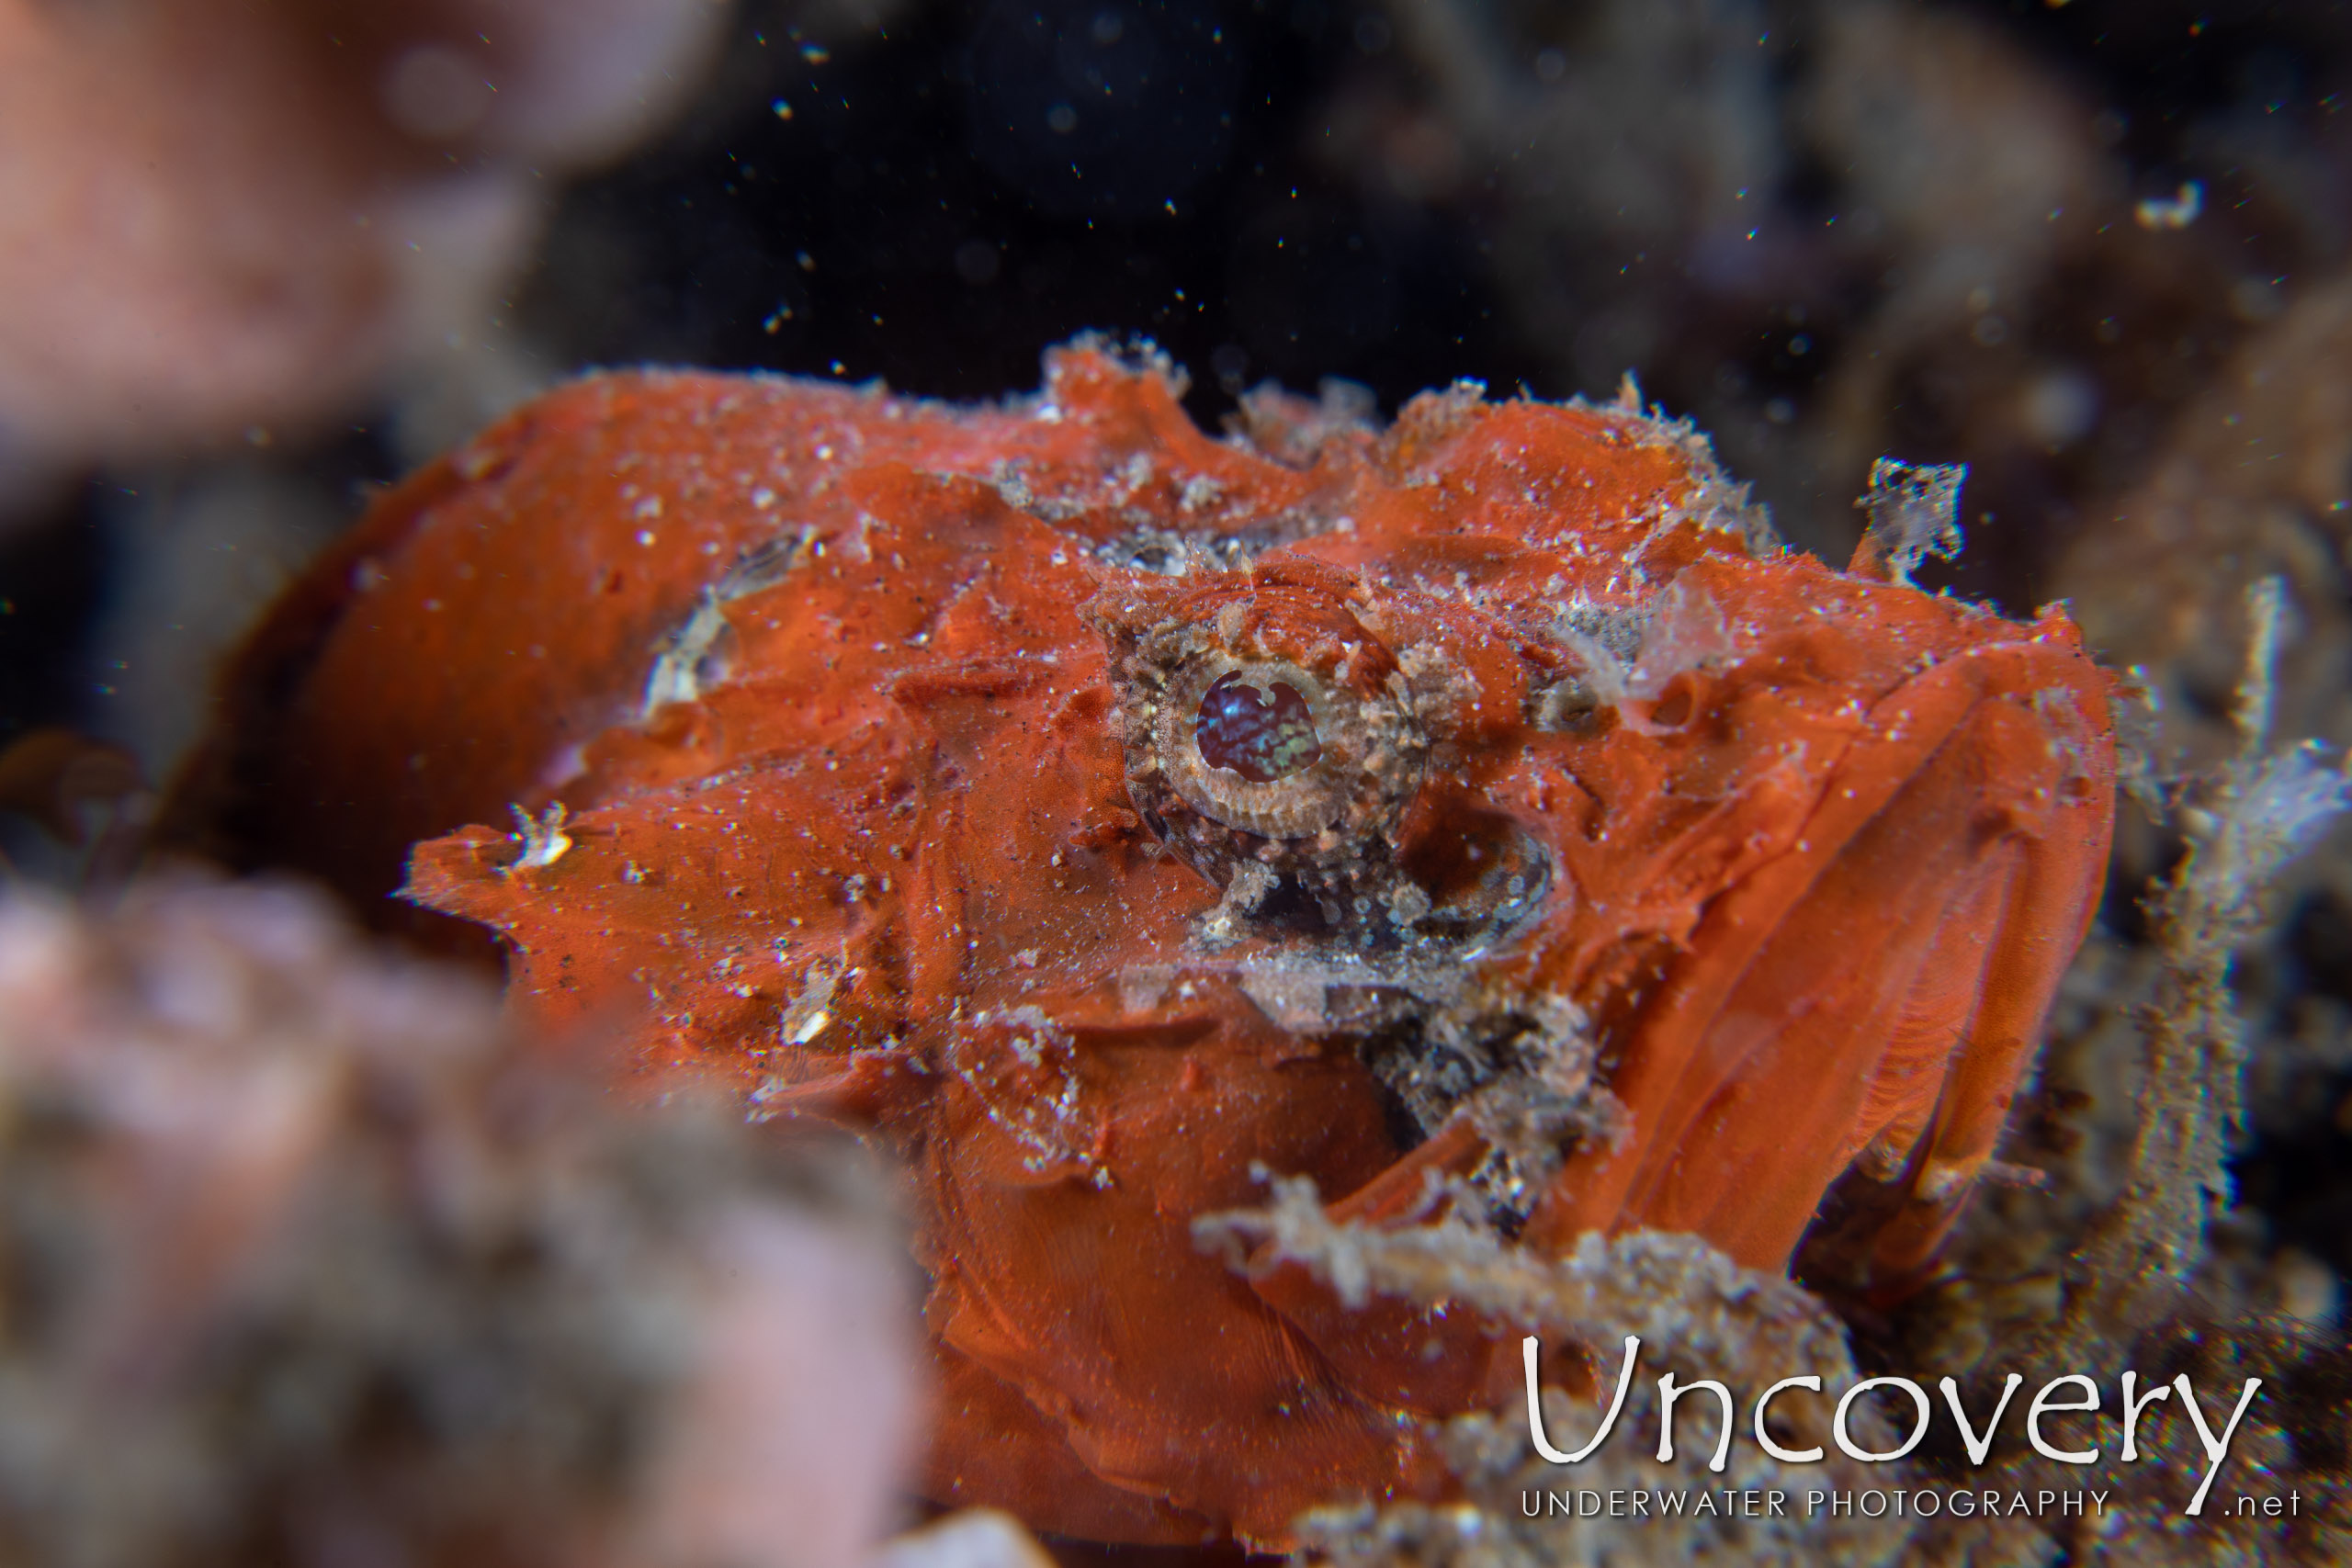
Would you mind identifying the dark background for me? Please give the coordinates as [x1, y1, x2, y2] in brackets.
[8, 0, 2349, 742]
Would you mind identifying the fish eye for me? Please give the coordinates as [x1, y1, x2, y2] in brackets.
[1093, 578, 1434, 937]
[1156, 654, 1359, 841]
[1195, 672, 1323, 784]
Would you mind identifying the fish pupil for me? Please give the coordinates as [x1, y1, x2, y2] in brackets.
[1196, 673, 1322, 784]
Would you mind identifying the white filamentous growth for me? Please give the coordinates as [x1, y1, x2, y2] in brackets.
[1851, 457, 1966, 587]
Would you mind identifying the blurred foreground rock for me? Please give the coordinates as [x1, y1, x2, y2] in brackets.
[0, 875, 921, 1568]
[0, 0, 729, 485]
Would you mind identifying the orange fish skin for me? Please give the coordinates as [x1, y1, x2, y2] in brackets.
[194, 343, 2115, 1549]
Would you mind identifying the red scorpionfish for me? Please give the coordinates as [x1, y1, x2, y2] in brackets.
[186, 342, 2116, 1548]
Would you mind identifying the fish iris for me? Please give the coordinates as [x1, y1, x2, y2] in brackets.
[1195, 673, 1323, 784]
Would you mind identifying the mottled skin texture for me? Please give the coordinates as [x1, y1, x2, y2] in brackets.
[185, 345, 2117, 1549]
